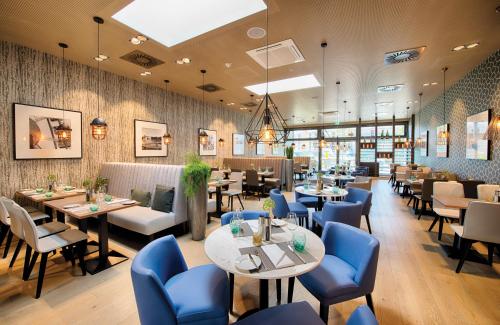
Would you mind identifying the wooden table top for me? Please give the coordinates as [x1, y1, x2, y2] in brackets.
[44, 195, 137, 219]
[16, 188, 87, 203]
[433, 196, 474, 209]
[208, 179, 237, 187]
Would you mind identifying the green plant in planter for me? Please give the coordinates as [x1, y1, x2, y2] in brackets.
[82, 179, 92, 189]
[263, 198, 275, 214]
[285, 146, 294, 159]
[47, 174, 57, 182]
[94, 176, 108, 192]
[182, 153, 211, 198]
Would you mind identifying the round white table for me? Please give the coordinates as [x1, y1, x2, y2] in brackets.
[322, 175, 355, 187]
[295, 185, 348, 210]
[204, 220, 325, 310]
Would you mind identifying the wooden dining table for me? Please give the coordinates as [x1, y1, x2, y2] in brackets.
[44, 195, 136, 274]
[432, 196, 474, 223]
[15, 188, 87, 217]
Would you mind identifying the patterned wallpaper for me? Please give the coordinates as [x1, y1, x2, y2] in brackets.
[0, 41, 263, 196]
[415, 50, 500, 184]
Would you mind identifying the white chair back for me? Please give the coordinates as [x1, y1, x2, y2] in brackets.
[8, 203, 27, 240]
[462, 201, 500, 244]
[229, 172, 243, 191]
[16, 202, 40, 251]
[433, 182, 464, 209]
[0, 197, 10, 226]
[420, 167, 432, 174]
[477, 184, 500, 202]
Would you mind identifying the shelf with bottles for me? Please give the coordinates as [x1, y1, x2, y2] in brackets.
[376, 152, 393, 159]
[360, 138, 376, 149]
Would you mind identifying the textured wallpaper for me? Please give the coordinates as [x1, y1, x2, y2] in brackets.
[0, 41, 260, 196]
[415, 50, 499, 184]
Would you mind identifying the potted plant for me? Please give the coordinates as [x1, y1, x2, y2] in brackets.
[285, 146, 294, 159]
[82, 178, 93, 202]
[284, 146, 294, 191]
[182, 153, 211, 241]
[47, 174, 57, 191]
[263, 198, 275, 218]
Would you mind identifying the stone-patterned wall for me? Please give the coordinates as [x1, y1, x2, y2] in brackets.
[415, 50, 500, 184]
[0, 41, 260, 196]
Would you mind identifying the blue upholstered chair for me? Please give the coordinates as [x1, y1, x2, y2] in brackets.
[298, 222, 380, 323]
[341, 187, 373, 234]
[131, 235, 229, 325]
[346, 305, 378, 325]
[234, 301, 324, 325]
[295, 189, 318, 210]
[312, 201, 363, 230]
[270, 189, 309, 228]
[351, 166, 369, 177]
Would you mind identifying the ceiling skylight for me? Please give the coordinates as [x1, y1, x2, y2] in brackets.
[245, 74, 321, 95]
[112, 0, 267, 47]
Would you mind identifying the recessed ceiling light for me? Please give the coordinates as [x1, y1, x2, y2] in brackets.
[140, 71, 151, 76]
[466, 42, 479, 49]
[247, 26, 266, 39]
[94, 54, 109, 61]
[226, 102, 235, 106]
[452, 45, 465, 51]
[423, 83, 430, 87]
[240, 107, 247, 110]
[431, 82, 438, 85]
[112, 0, 267, 47]
[245, 74, 321, 95]
[130, 35, 148, 45]
[377, 84, 404, 93]
[176, 57, 191, 65]
[225, 62, 232, 68]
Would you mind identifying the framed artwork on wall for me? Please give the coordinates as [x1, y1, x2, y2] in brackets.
[420, 131, 428, 157]
[13, 103, 82, 160]
[199, 128, 217, 156]
[134, 119, 168, 157]
[232, 133, 245, 156]
[256, 142, 265, 155]
[466, 109, 491, 160]
[436, 124, 449, 158]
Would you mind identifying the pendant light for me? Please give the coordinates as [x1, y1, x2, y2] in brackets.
[319, 42, 327, 149]
[404, 106, 413, 149]
[438, 67, 449, 140]
[90, 16, 108, 140]
[162, 80, 172, 145]
[415, 92, 423, 146]
[244, 3, 288, 144]
[335, 81, 341, 126]
[484, 114, 500, 140]
[199, 69, 209, 145]
[54, 42, 72, 144]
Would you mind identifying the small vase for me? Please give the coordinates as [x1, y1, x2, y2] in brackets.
[85, 188, 92, 203]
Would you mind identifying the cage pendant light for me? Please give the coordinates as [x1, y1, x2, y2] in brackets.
[484, 115, 500, 140]
[199, 69, 209, 145]
[415, 92, 423, 147]
[162, 80, 172, 145]
[244, 3, 288, 144]
[438, 67, 449, 140]
[90, 16, 108, 140]
[319, 42, 328, 149]
[54, 42, 72, 145]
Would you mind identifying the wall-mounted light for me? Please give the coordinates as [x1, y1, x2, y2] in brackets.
[218, 138, 225, 147]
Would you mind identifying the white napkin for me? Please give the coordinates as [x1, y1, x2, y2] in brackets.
[105, 198, 129, 205]
[261, 244, 294, 269]
[66, 205, 91, 212]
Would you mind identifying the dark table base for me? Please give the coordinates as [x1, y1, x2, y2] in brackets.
[85, 250, 128, 275]
[440, 244, 490, 265]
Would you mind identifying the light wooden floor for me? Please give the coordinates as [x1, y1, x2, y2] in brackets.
[0, 179, 499, 324]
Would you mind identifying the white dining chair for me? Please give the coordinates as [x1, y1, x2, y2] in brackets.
[429, 182, 464, 240]
[5, 200, 69, 269]
[0, 196, 51, 259]
[16, 202, 88, 298]
[222, 172, 244, 211]
[477, 184, 499, 202]
[450, 201, 500, 273]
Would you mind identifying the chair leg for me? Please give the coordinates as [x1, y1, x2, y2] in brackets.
[237, 195, 244, 210]
[287, 277, 295, 303]
[438, 216, 444, 241]
[428, 216, 439, 232]
[487, 243, 494, 265]
[365, 214, 372, 234]
[418, 201, 425, 220]
[26, 251, 40, 281]
[456, 239, 472, 273]
[276, 279, 281, 305]
[407, 196, 412, 206]
[319, 304, 329, 323]
[77, 242, 86, 276]
[9, 239, 24, 268]
[2, 230, 13, 258]
[230, 196, 234, 211]
[35, 252, 49, 299]
[23, 245, 32, 280]
[366, 294, 375, 315]
[0, 224, 9, 247]
[229, 273, 234, 314]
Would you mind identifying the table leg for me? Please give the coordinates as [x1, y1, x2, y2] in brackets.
[259, 279, 269, 309]
[317, 197, 323, 210]
[287, 277, 295, 303]
[216, 187, 223, 217]
[77, 219, 99, 256]
[44, 206, 53, 220]
[56, 211, 65, 223]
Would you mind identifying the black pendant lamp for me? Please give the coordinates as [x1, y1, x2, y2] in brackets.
[54, 42, 72, 145]
[162, 80, 172, 145]
[199, 69, 209, 145]
[319, 42, 327, 149]
[415, 92, 423, 147]
[244, 3, 288, 144]
[90, 16, 107, 140]
[438, 67, 449, 140]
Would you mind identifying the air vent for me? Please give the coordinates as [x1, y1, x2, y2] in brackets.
[246, 39, 305, 69]
[120, 50, 164, 69]
[196, 83, 224, 92]
[242, 101, 258, 107]
[384, 46, 426, 65]
[377, 84, 404, 93]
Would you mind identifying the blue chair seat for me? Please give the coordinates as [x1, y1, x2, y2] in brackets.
[164, 264, 229, 324]
[346, 305, 378, 325]
[297, 196, 318, 207]
[288, 202, 308, 217]
[312, 210, 323, 226]
[298, 255, 357, 305]
[235, 301, 324, 325]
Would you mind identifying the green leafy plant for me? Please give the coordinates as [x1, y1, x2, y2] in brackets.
[285, 146, 294, 159]
[82, 178, 92, 189]
[94, 176, 108, 191]
[181, 153, 211, 198]
[262, 198, 275, 212]
[47, 174, 57, 182]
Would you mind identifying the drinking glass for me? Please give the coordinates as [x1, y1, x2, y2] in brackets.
[104, 194, 113, 202]
[89, 204, 99, 212]
[287, 212, 298, 231]
[292, 231, 307, 252]
[230, 209, 242, 235]
[252, 227, 263, 246]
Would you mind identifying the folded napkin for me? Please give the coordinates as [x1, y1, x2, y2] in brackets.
[66, 205, 91, 212]
[105, 198, 129, 205]
[261, 244, 294, 269]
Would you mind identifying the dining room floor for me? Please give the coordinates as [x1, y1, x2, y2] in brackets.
[0, 179, 499, 324]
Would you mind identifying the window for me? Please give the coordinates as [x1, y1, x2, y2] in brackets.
[287, 129, 317, 139]
[286, 140, 319, 170]
[323, 127, 356, 138]
[361, 126, 376, 137]
[321, 142, 338, 171]
[339, 141, 356, 168]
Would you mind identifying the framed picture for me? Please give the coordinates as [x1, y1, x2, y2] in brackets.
[466, 110, 491, 160]
[420, 131, 428, 157]
[199, 128, 217, 156]
[13, 103, 82, 160]
[134, 120, 168, 157]
[232, 133, 245, 156]
[436, 124, 449, 158]
[256, 142, 265, 155]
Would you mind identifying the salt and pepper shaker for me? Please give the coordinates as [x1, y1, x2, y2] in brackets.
[264, 217, 271, 241]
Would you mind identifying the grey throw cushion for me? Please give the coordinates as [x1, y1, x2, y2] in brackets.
[152, 185, 175, 213]
[131, 189, 151, 207]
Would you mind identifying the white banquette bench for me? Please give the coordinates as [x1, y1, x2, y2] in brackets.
[99, 162, 188, 237]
